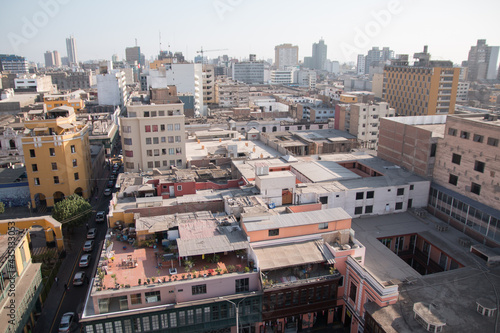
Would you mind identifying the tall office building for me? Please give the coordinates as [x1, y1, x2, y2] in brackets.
[383, 47, 459, 116]
[275, 43, 299, 69]
[44, 51, 55, 67]
[312, 39, 327, 70]
[53, 50, 61, 67]
[364, 47, 394, 74]
[126, 46, 141, 65]
[66, 35, 78, 65]
[0, 54, 29, 73]
[467, 39, 500, 81]
[356, 55, 365, 75]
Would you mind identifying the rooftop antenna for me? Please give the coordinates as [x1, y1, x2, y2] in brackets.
[159, 31, 162, 53]
[135, 38, 137, 47]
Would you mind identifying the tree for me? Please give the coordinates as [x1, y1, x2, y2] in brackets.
[52, 194, 92, 229]
[0, 202, 4, 214]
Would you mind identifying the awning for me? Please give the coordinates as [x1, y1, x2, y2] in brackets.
[58, 123, 74, 129]
[28, 109, 43, 115]
[254, 239, 335, 271]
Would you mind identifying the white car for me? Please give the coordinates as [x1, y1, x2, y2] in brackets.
[95, 211, 105, 223]
[58, 312, 75, 333]
[73, 271, 86, 286]
[87, 228, 97, 239]
[104, 188, 112, 196]
[79, 254, 91, 268]
[83, 240, 94, 252]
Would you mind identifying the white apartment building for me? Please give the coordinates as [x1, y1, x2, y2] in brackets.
[202, 65, 216, 105]
[143, 64, 204, 116]
[296, 70, 317, 89]
[270, 69, 295, 85]
[97, 70, 127, 106]
[275, 44, 299, 69]
[345, 102, 395, 148]
[456, 81, 470, 101]
[120, 103, 186, 172]
[357, 55, 365, 75]
[14, 75, 54, 93]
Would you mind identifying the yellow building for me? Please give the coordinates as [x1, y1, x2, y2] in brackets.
[149, 58, 173, 70]
[0, 229, 43, 333]
[44, 89, 85, 112]
[22, 106, 93, 208]
[383, 65, 460, 116]
[339, 94, 358, 103]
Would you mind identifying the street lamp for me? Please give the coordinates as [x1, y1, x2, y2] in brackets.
[219, 291, 256, 333]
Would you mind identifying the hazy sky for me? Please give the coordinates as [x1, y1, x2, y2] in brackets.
[1, 0, 499, 65]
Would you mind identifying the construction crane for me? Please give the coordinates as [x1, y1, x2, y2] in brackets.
[196, 47, 228, 64]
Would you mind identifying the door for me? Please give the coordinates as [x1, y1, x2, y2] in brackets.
[169, 186, 174, 197]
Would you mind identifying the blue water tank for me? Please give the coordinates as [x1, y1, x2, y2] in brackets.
[268, 202, 276, 209]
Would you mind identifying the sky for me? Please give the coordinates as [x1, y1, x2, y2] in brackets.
[1, 0, 500, 66]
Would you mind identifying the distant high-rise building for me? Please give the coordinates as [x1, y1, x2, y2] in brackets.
[303, 56, 313, 69]
[275, 43, 299, 69]
[383, 46, 459, 116]
[66, 36, 78, 65]
[364, 47, 394, 74]
[44, 51, 55, 68]
[232, 55, 265, 84]
[467, 39, 500, 81]
[0, 54, 29, 73]
[126, 46, 141, 65]
[312, 39, 327, 70]
[357, 55, 365, 75]
[112, 54, 119, 63]
[53, 50, 61, 67]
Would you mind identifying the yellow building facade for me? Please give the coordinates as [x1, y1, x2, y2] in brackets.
[383, 66, 460, 116]
[44, 90, 85, 112]
[22, 106, 93, 208]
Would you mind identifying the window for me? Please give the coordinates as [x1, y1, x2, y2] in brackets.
[152, 125, 158, 132]
[145, 125, 151, 132]
[167, 124, 173, 131]
[52, 162, 57, 170]
[460, 131, 470, 139]
[169, 148, 175, 155]
[177, 185, 182, 191]
[155, 161, 160, 168]
[487, 137, 499, 147]
[30, 149, 35, 158]
[145, 291, 161, 303]
[452, 153, 461, 165]
[473, 134, 484, 143]
[175, 123, 181, 130]
[410, 185, 414, 190]
[154, 149, 159, 156]
[170, 313, 177, 327]
[125, 150, 133, 157]
[49, 148, 55, 156]
[471, 182, 481, 195]
[447, 128, 457, 136]
[318, 222, 328, 230]
[147, 162, 153, 168]
[349, 283, 357, 302]
[160, 124, 165, 131]
[53, 176, 59, 184]
[397, 188, 404, 196]
[268, 229, 279, 236]
[168, 136, 174, 143]
[74, 172, 79, 180]
[32, 164, 38, 172]
[34, 178, 40, 185]
[147, 150, 152, 156]
[449, 174, 458, 186]
[356, 192, 364, 200]
[192, 284, 207, 295]
[235, 278, 249, 293]
[474, 161, 485, 173]
[366, 191, 374, 199]
[151, 111, 157, 117]
[175, 136, 181, 143]
[146, 138, 152, 145]
[395, 202, 403, 210]
[130, 293, 142, 305]
[124, 138, 132, 145]
[354, 206, 363, 215]
[161, 137, 166, 143]
[144, 111, 150, 117]
[430, 143, 437, 157]
[319, 196, 328, 204]
[153, 137, 159, 144]
[73, 159, 77, 167]
[71, 145, 76, 153]
[365, 205, 373, 214]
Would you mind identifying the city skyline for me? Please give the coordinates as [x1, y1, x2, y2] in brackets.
[1, 0, 499, 66]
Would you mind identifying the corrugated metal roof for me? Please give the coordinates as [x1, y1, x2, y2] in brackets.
[244, 207, 351, 232]
[292, 161, 360, 183]
[254, 239, 335, 270]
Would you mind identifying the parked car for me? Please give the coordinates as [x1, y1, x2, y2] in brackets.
[107, 180, 114, 188]
[104, 188, 112, 196]
[73, 271, 86, 286]
[95, 211, 105, 223]
[58, 312, 75, 333]
[83, 240, 94, 252]
[87, 228, 97, 239]
[79, 254, 91, 268]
